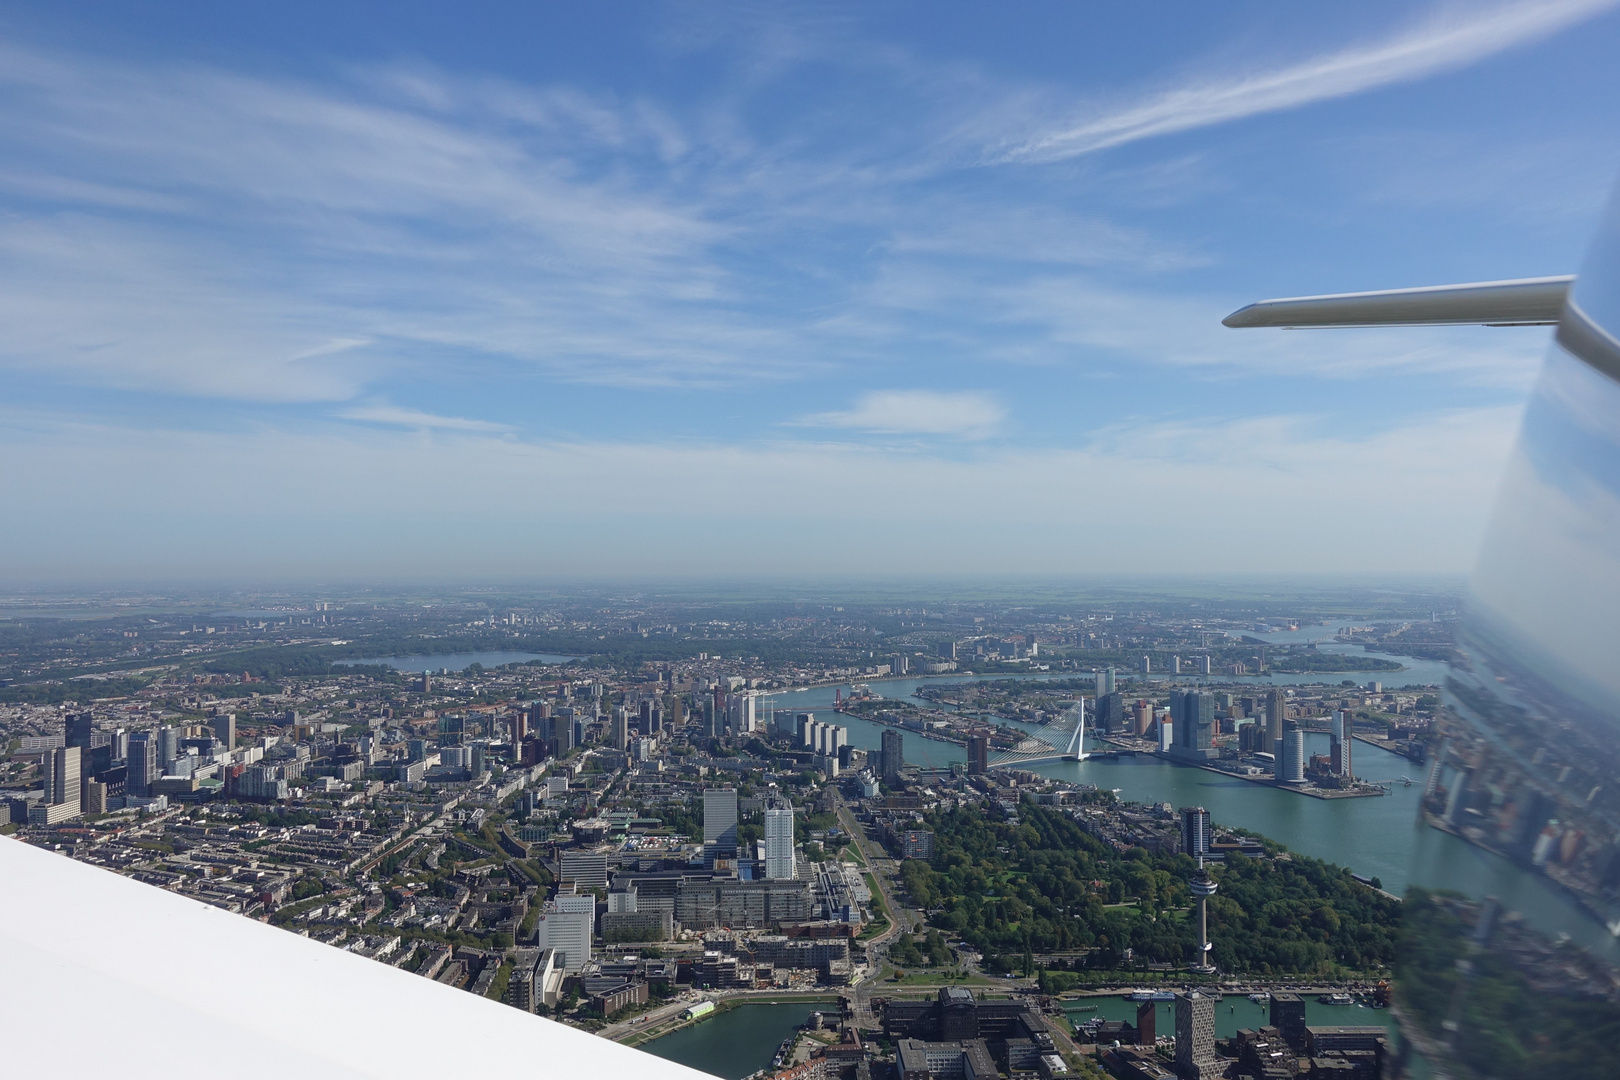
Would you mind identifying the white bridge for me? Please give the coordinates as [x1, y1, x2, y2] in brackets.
[987, 698, 1087, 769]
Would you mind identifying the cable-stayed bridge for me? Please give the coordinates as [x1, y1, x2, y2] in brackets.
[986, 699, 1087, 769]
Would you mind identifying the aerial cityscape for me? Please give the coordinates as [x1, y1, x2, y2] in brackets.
[6, 3, 1620, 1080]
[0, 584, 1477, 1080]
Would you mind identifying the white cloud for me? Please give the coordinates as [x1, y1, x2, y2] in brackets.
[797, 390, 1007, 437]
[993, 0, 1617, 164]
[337, 403, 512, 432]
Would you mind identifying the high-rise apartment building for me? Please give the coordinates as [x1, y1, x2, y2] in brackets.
[764, 805, 796, 880]
[1281, 722, 1307, 784]
[1174, 990, 1219, 1080]
[551, 714, 574, 754]
[1268, 993, 1308, 1053]
[881, 729, 904, 785]
[1180, 805, 1211, 861]
[1330, 710, 1354, 778]
[704, 787, 739, 856]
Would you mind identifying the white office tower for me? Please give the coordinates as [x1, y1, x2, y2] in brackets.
[1139, 655, 1152, 674]
[1172, 656, 1182, 675]
[764, 805, 796, 880]
[1158, 720, 1174, 754]
[32, 746, 82, 824]
[704, 787, 739, 857]
[535, 893, 595, 974]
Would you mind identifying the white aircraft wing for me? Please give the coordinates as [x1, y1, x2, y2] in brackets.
[1222, 275, 1571, 328]
[0, 835, 713, 1080]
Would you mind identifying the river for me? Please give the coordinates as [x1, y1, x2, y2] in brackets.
[764, 667, 1620, 957]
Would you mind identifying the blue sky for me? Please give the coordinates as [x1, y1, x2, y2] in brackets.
[2, 0, 1619, 581]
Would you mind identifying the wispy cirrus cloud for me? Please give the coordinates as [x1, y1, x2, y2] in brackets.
[992, 0, 1617, 164]
[336, 403, 512, 432]
[796, 390, 1007, 438]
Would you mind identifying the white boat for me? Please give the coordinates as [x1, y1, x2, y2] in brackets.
[1248, 992, 1270, 1003]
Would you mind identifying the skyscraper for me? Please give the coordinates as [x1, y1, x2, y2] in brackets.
[1330, 710, 1354, 778]
[612, 707, 630, 750]
[967, 735, 989, 774]
[1096, 692, 1124, 734]
[1169, 692, 1215, 760]
[764, 805, 796, 880]
[704, 787, 739, 857]
[42, 746, 81, 811]
[881, 729, 903, 785]
[65, 713, 94, 750]
[157, 726, 179, 772]
[212, 712, 236, 751]
[551, 714, 574, 754]
[31, 746, 83, 824]
[1095, 668, 1115, 696]
[1265, 690, 1285, 754]
[1281, 721, 1307, 784]
[127, 731, 156, 795]
[1180, 806, 1211, 861]
[1174, 991, 1219, 1080]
